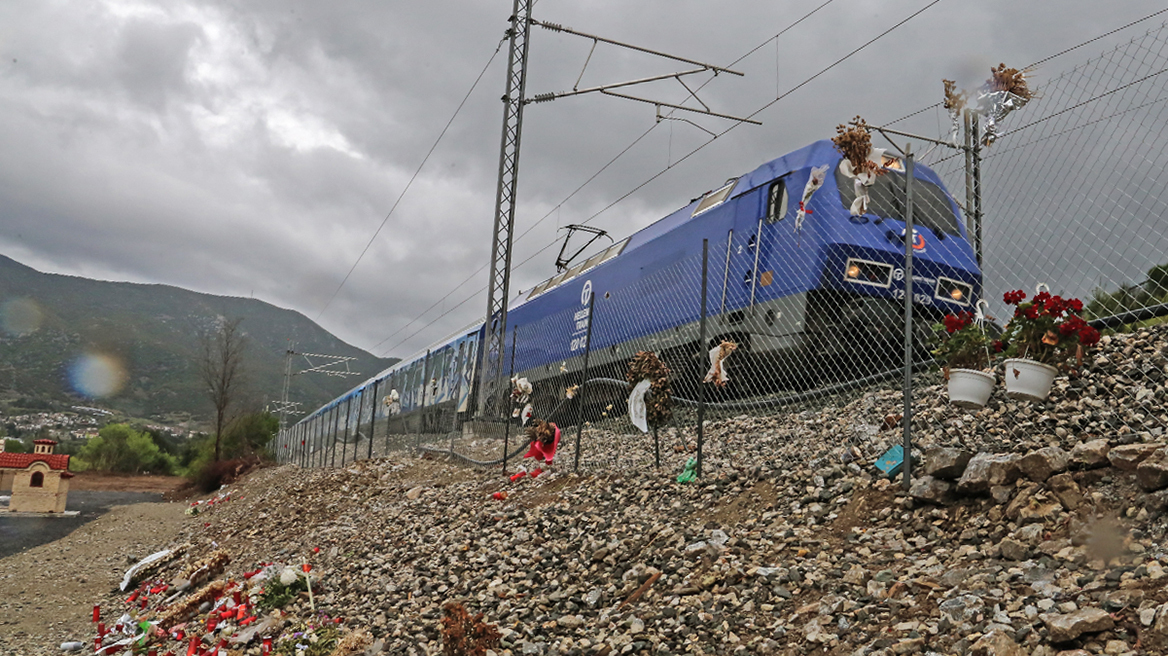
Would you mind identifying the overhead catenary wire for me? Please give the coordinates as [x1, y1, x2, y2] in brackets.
[314, 37, 506, 321]
[371, 1, 841, 355]
[375, 0, 941, 358]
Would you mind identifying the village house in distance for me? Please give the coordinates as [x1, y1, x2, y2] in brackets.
[0, 438, 73, 513]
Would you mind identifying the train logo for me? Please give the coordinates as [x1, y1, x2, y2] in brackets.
[900, 227, 927, 253]
[581, 280, 593, 306]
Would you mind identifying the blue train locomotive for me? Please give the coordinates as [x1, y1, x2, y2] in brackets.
[297, 139, 980, 435]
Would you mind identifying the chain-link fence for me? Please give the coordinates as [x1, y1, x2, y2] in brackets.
[276, 23, 1168, 483]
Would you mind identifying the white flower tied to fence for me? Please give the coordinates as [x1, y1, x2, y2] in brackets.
[838, 147, 888, 216]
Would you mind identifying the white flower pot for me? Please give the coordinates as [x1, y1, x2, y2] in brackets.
[947, 368, 995, 409]
[1003, 358, 1059, 402]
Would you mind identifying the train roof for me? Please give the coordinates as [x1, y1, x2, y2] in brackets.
[616, 140, 838, 254]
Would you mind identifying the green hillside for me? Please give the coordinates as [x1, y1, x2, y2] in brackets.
[0, 254, 397, 421]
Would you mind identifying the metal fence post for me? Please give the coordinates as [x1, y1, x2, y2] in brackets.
[417, 349, 431, 451]
[696, 239, 709, 478]
[970, 113, 983, 270]
[330, 403, 341, 468]
[368, 379, 379, 460]
[343, 395, 354, 466]
[653, 425, 660, 469]
[902, 147, 916, 490]
[573, 292, 596, 472]
[503, 325, 517, 474]
[309, 417, 317, 468]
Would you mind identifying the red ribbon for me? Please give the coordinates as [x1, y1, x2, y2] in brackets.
[799, 201, 813, 214]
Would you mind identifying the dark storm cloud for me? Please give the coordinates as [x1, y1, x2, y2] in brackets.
[0, 0, 1165, 371]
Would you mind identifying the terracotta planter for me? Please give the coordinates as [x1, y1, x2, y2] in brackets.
[1003, 358, 1059, 402]
[947, 368, 995, 409]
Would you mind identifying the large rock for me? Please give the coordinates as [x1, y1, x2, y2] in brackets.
[1005, 483, 1040, 521]
[1143, 603, 1168, 651]
[939, 594, 985, 623]
[1048, 473, 1085, 511]
[924, 447, 973, 480]
[1136, 447, 1168, 491]
[1000, 537, 1029, 561]
[1017, 496, 1063, 525]
[909, 475, 955, 505]
[1107, 443, 1164, 471]
[1040, 607, 1114, 643]
[1019, 446, 1069, 482]
[957, 453, 1022, 495]
[1070, 439, 1111, 469]
[969, 629, 1025, 656]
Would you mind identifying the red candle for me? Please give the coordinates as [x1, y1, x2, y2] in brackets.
[95, 637, 102, 651]
[93, 605, 100, 622]
[232, 591, 241, 605]
[187, 638, 199, 656]
[97, 622, 105, 636]
[262, 637, 272, 655]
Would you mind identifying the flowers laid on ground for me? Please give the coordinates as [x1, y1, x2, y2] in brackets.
[1000, 289, 1100, 368]
[931, 310, 997, 371]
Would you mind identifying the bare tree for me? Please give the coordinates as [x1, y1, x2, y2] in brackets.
[199, 317, 246, 461]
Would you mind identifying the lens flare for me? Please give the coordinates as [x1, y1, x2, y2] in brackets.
[0, 298, 44, 336]
[69, 353, 128, 398]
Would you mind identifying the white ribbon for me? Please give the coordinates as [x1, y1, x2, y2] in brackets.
[838, 148, 886, 216]
[794, 165, 829, 235]
[627, 378, 652, 433]
[703, 342, 736, 387]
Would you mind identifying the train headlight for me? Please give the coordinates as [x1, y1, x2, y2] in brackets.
[935, 277, 972, 306]
[842, 258, 893, 288]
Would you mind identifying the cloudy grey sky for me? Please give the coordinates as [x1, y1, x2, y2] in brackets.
[1, 0, 1164, 361]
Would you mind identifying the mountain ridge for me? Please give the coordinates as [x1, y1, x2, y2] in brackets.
[0, 253, 397, 421]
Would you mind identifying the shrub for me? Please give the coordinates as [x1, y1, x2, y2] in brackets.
[76, 424, 177, 474]
[441, 602, 501, 656]
[189, 457, 260, 493]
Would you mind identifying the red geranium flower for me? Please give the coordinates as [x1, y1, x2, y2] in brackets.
[1003, 290, 1026, 305]
[1079, 326, 1101, 346]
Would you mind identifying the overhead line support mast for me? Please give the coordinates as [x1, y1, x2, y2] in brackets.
[476, 2, 755, 417]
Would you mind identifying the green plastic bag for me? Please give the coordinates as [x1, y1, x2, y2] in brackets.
[676, 457, 698, 483]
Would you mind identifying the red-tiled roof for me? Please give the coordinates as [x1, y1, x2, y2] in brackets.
[0, 452, 71, 471]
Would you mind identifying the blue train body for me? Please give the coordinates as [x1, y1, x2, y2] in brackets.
[297, 140, 980, 433]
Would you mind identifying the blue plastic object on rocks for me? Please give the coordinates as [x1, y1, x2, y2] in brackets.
[875, 444, 905, 478]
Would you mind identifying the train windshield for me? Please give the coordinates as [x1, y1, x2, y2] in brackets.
[834, 166, 961, 237]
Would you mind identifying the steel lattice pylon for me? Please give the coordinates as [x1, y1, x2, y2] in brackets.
[478, 0, 533, 416]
